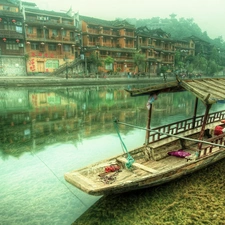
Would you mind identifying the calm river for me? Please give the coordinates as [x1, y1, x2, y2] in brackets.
[0, 84, 224, 225]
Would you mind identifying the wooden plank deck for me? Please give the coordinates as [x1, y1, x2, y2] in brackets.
[117, 157, 158, 173]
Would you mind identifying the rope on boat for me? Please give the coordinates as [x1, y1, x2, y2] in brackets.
[115, 120, 225, 149]
[113, 119, 135, 169]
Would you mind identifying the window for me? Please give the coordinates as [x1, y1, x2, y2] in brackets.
[6, 41, 19, 50]
[37, 16, 49, 21]
[48, 44, 56, 51]
[31, 43, 39, 50]
[52, 29, 58, 36]
[28, 27, 33, 34]
[3, 6, 10, 10]
[62, 30, 66, 37]
[46, 60, 59, 69]
[10, 7, 17, 12]
[4, 22, 16, 31]
[63, 44, 70, 52]
[16, 26, 22, 33]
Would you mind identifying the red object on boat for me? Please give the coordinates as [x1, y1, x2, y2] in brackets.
[214, 126, 224, 135]
[105, 164, 120, 173]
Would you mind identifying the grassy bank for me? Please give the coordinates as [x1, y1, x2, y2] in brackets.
[73, 158, 225, 225]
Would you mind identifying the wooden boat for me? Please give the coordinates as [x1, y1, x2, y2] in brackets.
[64, 78, 225, 196]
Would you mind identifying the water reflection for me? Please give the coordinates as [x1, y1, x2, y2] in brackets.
[0, 86, 203, 158]
[0, 85, 224, 224]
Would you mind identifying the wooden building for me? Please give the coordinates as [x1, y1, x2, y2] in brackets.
[0, 0, 26, 76]
[80, 15, 136, 73]
[136, 27, 176, 75]
[23, 6, 81, 73]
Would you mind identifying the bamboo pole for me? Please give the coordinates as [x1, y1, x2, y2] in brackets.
[198, 104, 212, 149]
[192, 97, 198, 129]
[145, 104, 152, 145]
[115, 121, 225, 149]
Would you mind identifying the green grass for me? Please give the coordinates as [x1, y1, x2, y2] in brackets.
[73, 158, 225, 225]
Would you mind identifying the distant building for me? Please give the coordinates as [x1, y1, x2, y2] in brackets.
[0, 0, 26, 76]
[80, 15, 136, 73]
[23, 5, 81, 74]
[136, 26, 175, 75]
[0, 0, 218, 77]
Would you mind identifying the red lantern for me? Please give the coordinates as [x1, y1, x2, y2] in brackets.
[3, 38, 6, 42]
[12, 19, 16, 23]
[16, 39, 19, 43]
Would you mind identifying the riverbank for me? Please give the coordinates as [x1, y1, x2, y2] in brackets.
[0, 76, 173, 87]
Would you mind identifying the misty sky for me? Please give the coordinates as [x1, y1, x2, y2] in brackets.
[31, 0, 224, 40]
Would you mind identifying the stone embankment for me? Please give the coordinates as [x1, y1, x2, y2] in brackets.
[0, 76, 171, 87]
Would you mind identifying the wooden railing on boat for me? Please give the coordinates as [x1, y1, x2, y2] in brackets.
[149, 110, 225, 143]
[198, 133, 225, 158]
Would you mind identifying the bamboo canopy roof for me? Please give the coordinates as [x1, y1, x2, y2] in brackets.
[126, 78, 225, 105]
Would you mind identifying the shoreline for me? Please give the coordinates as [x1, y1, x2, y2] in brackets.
[0, 76, 171, 87]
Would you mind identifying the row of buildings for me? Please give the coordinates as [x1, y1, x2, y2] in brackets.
[0, 0, 212, 76]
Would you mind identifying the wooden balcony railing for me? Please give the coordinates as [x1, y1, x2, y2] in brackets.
[102, 30, 111, 35]
[0, 29, 24, 39]
[26, 34, 76, 43]
[125, 31, 134, 36]
[87, 28, 99, 34]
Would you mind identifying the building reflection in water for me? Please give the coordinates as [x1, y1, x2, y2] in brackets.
[0, 85, 201, 158]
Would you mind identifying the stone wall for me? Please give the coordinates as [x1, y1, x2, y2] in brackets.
[0, 56, 26, 76]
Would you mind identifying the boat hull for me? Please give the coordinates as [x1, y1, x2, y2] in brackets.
[64, 149, 225, 196]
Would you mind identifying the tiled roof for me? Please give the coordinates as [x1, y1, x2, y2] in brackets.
[136, 26, 168, 37]
[25, 7, 72, 18]
[126, 78, 225, 105]
[21, 1, 37, 6]
[80, 15, 135, 29]
[0, 0, 18, 6]
[1, 11, 23, 18]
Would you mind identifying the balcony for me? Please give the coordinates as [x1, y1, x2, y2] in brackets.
[102, 43, 113, 47]
[25, 18, 75, 29]
[87, 28, 99, 34]
[124, 44, 135, 48]
[125, 31, 134, 37]
[111, 31, 118, 36]
[102, 30, 111, 35]
[26, 34, 76, 44]
[0, 29, 24, 39]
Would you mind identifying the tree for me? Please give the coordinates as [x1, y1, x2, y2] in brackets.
[87, 52, 102, 73]
[104, 56, 114, 65]
[133, 53, 145, 73]
[104, 56, 114, 73]
[193, 54, 207, 73]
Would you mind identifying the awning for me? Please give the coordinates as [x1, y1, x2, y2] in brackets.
[126, 78, 225, 105]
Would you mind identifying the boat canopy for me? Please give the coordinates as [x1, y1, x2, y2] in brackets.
[126, 78, 225, 105]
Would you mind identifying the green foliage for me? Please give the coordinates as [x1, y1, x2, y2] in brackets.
[104, 56, 114, 65]
[24, 53, 29, 61]
[87, 53, 102, 67]
[123, 16, 225, 52]
[133, 53, 145, 72]
[118, 16, 225, 75]
[160, 66, 168, 73]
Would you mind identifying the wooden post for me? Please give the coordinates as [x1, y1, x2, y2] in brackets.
[198, 104, 211, 149]
[145, 104, 152, 145]
[192, 97, 198, 129]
